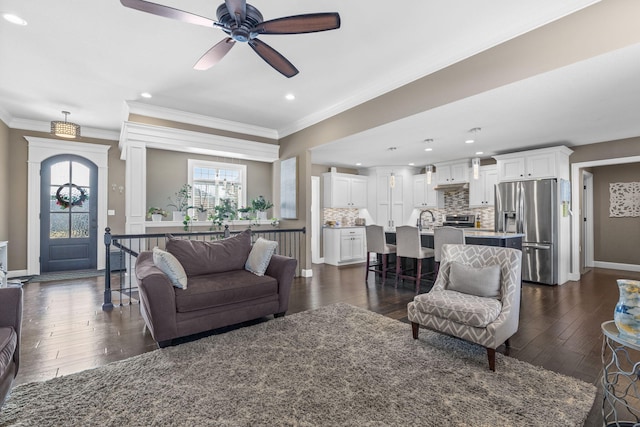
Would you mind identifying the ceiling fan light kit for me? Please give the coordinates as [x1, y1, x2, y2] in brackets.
[120, 0, 340, 78]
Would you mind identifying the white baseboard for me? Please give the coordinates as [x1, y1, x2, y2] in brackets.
[593, 261, 640, 273]
[8, 270, 28, 278]
[301, 269, 313, 278]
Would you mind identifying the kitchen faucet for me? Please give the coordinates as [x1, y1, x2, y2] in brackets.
[417, 209, 436, 231]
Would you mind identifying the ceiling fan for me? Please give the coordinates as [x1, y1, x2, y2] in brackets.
[120, 0, 341, 78]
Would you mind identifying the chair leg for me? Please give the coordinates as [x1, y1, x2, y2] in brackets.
[395, 256, 401, 288]
[434, 261, 440, 281]
[504, 339, 511, 356]
[486, 348, 496, 371]
[365, 251, 371, 283]
[411, 322, 420, 339]
[382, 254, 388, 283]
[415, 259, 422, 294]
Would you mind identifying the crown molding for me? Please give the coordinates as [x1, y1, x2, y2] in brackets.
[0, 107, 11, 128]
[119, 121, 279, 163]
[125, 101, 279, 140]
[6, 117, 120, 141]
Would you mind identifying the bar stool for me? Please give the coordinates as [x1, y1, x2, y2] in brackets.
[365, 225, 396, 284]
[434, 226, 466, 279]
[395, 226, 435, 294]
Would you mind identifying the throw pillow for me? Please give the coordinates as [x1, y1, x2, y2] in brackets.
[447, 261, 501, 299]
[245, 237, 278, 276]
[152, 247, 188, 289]
[166, 229, 252, 276]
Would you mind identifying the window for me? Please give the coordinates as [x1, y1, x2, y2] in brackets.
[188, 159, 247, 212]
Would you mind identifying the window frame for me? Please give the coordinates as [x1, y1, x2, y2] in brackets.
[187, 159, 247, 211]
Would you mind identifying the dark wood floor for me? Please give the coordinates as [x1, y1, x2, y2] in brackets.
[13, 264, 640, 425]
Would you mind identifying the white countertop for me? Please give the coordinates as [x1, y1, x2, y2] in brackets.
[386, 229, 524, 239]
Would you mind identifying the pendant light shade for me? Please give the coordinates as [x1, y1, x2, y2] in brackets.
[426, 165, 433, 184]
[51, 111, 81, 138]
[472, 157, 481, 180]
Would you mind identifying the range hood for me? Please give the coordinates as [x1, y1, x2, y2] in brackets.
[433, 182, 469, 191]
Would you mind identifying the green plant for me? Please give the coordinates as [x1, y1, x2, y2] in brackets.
[146, 207, 168, 218]
[250, 196, 273, 212]
[211, 198, 238, 225]
[167, 184, 192, 213]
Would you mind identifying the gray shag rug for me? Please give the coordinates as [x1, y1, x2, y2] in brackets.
[1, 303, 595, 426]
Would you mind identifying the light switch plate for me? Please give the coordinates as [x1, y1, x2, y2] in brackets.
[107, 210, 115, 216]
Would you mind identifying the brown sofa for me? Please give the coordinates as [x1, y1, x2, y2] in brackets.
[135, 230, 297, 347]
[0, 286, 22, 407]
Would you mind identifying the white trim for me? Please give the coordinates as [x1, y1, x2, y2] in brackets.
[570, 155, 640, 281]
[25, 137, 110, 275]
[593, 261, 640, 273]
[582, 171, 594, 268]
[7, 270, 28, 279]
[125, 101, 278, 140]
[311, 176, 321, 264]
[119, 121, 279, 163]
[144, 219, 274, 228]
[301, 269, 313, 278]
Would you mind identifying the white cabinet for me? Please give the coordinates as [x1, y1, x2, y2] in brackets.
[435, 161, 469, 184]
[377, 173, 405, 230]
[323, 172, 367, 208]
[323, 227, 366, 266]
[494, 146, 573, 182]
[469, 166, 498, 207]
[413, 174, 443, 208]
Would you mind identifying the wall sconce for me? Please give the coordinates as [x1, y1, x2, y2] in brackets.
[111, 184, 124, 194]
[389, 172, 396, 189]
[426, 165, 433, 184]
[472, 158, 481, 180]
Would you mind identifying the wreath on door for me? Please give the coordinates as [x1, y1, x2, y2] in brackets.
[53, 183, 89, 209]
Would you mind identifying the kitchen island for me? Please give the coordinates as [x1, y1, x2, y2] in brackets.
[385, 229, 524, 250]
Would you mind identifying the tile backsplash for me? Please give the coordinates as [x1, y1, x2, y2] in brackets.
[323, 208, 360, 226]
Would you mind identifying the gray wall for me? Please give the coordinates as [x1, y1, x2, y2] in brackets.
[592, 163, 640, 265]
[0, 120, 9, 243]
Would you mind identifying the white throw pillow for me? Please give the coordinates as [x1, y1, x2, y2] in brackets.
[152, 247, 188, 289]
[448, 261, 501, 299]
[245, 238, 278, 276]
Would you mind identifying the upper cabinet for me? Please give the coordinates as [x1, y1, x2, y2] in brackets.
[493, 146, 573, 182]
[469, 165, 498, 207]
[413, 174, 443, 208]
[434, 161, 469, 184]
[323, 172, 368, 208]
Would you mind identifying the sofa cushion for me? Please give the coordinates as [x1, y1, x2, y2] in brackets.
[245, 237, 278, 276]
[0, 327, 17, 378]
[152, 247, 188, 289]
[166, 229, 252, 277]
[413, 290, 502, 328]
[175, 270, 278, 313]
[447, 261, 501, 299]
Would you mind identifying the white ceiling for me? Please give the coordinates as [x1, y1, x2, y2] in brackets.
[3, 0, 637, 168]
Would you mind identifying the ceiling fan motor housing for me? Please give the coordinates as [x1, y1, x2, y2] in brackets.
[216, 3, 263, 42]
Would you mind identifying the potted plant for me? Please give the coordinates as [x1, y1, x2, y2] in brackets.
[146, 207, 168, 222]
[195, 205, 208, 222]
[167, 184, 192, 222]
[251, 196, 273, 220]
[237, 206, 252, 219]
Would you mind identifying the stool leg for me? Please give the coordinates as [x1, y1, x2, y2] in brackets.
[365, 251, 371, 283]
[395, 256, 401, 288]
[415, 259, 422, 294]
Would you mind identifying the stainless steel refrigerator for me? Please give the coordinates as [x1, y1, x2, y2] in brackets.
[495, 179, 558, 285]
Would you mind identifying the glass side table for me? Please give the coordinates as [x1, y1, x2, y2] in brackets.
[601, 321, 640, 427]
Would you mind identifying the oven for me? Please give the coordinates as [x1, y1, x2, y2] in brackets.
[442, 214, 476, 228]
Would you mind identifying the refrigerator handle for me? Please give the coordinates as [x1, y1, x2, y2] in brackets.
[517, 183, 524, 233]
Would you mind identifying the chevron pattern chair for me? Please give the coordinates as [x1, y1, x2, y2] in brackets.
[408, 244, 522, 371]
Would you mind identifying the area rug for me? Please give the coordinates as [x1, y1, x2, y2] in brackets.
[0, 303, 595, 426]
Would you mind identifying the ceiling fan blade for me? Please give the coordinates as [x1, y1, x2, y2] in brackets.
[248, 39, 298, 78]
[193, 38, 235, 70]
[253, 13, 340, 35]
[120, 0, 216, 28]
[224, 0, 246, 26]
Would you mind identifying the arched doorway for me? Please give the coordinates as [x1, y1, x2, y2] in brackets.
[40, 155, 98, 272]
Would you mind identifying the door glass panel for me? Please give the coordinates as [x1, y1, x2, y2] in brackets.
[70, 187, 90, 212]
[50, 214, 69, 238]
[72, 162, 90, 186]
[71, 213, 89, 238]
[50, 161, 70, 185]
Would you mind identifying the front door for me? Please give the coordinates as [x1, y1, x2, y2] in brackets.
[40, 155, 98, 272]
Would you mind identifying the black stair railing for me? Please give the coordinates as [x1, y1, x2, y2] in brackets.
[102, 225, 305, 310]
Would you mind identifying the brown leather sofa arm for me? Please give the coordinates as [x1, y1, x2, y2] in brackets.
[135, 252, 178, 342]
[265, 254, 297, 314]
[0, 287, 23, 372]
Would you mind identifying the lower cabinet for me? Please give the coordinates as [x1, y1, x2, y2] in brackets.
[324, 227, 366, 266]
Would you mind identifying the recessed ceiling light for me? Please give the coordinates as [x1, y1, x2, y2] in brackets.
[141, 92, 152, 98]
[285, 93, 295, 101]
[355, 162, 362, 166]
[475, 151, 484, 155]
[408, 163, 415, 166]
[2, 13, 27, 25]
[424, 148, 433, 152]
[465, 139, 474, 144]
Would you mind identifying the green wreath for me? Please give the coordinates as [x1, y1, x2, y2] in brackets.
[54, 183, 89, 209]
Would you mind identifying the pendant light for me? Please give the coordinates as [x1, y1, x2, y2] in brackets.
[51, 111, 81, 138]
[426, 165, 433, 184]
[472, 158, 481, 180]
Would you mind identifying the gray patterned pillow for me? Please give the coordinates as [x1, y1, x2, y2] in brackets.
[153, 247, 188, 289]
[448, 261, 501, 299]
[245, 238, 278, 276]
